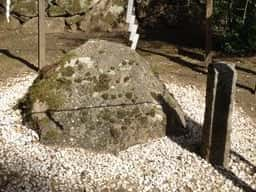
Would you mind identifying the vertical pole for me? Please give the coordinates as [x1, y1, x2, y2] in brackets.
[38, 0, 46, 69]
[254, 81, 256, 94]
[205, 0, 213, 66]
[201, 62, 237, 167]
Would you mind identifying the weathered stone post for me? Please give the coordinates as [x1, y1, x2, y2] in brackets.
[201, 62, 237, 167]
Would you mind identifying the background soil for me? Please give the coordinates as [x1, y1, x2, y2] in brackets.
[0, 30, 255, 121]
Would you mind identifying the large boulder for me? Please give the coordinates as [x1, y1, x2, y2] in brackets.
[21, 17, 65, 34]
[65, 15, 83, 31]
[0, 0, 126, 32]
[47, 5, 67, 17]
[55, 0, 91, 15]
[79, 0, 126, 32]
[0, 15, 21, 32]
[0, 0, 91, 17]
[19, 40, 186, 153]
[12, 0, 38, 17]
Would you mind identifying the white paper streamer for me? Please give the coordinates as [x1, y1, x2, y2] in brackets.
[126, 0, 134, 22]
[129, 24, 138, 41]
[6, 0, 11, 23]
[128, 15, 135, 25]
[126, 0, 140, 50]
[131, 34, 139, 50]
[128, 23, 138, 33]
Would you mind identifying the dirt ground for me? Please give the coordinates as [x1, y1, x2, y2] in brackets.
[0, 30, 255, 121]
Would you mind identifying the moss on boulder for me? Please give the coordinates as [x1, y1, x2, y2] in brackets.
[19, 39, 186, 153]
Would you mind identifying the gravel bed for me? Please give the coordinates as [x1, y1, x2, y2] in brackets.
[166, 83, 256, 190]
[0, 73, 255, 191]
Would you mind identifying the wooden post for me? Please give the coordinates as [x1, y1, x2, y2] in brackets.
[254, 81, 256, 94]
[201, 62, 237, 167]
[38, 0, 46, 69]
[205, 0, 213, 66]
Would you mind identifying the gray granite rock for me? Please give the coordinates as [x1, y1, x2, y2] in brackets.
[21, 17, 65, 34]
[0, 15, 21, 31]
[79, 0, 125, 32]
[19, 39, 186, 153]
[12, 0, 38, 17]
[55, 0, 91, 15]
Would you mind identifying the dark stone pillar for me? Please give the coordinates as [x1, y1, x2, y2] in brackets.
[201, 62, 237, 167]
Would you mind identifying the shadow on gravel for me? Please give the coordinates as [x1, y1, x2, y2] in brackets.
[236, 82, 255, 94]
[139, 48, 256, 94]
[138, 47, 208, 75]
[236, 66, 256, 76]
[0, 49, 38, 71]
[231, 151, 256, 173]
[167, 117, 255, 192]
[217, 165, 255, 192]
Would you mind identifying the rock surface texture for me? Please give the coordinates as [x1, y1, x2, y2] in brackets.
[0, 15, 21, 31]
[0, 0, 205, 33]
[19, 39, 186, 153]
[0, 0, 126, 32]
[21, 17, 65, 34]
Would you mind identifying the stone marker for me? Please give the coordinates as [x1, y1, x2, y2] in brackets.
[201, 62, 237, 167]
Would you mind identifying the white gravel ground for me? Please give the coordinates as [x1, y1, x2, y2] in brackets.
[0, 73, 255, 192]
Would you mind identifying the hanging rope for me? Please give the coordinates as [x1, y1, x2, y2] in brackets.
[6, 0, 11, 23]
